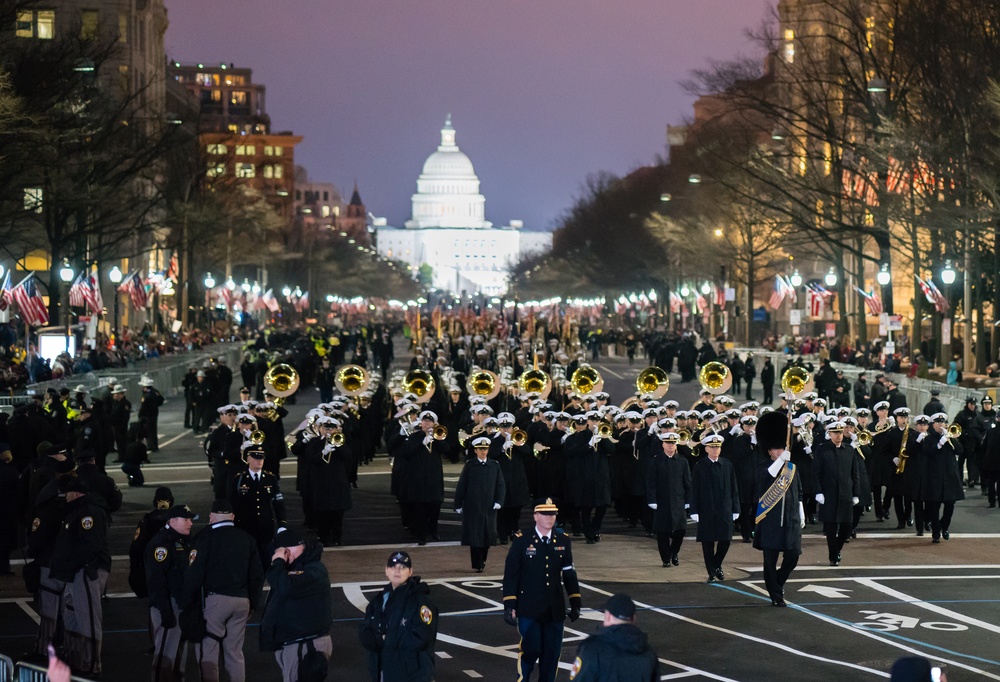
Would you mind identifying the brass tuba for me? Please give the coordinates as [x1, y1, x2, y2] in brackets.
[467, 369, 501, 400]
[636, 366, 669, 399]
[264, 363, 300, 407]
[570, 364, 603, 396]
[519, 368, 552, 398]
[403, 369, 436, 403]
[698, 361, 732, 395]
[781, 366, 812, 396]
[335, 364, 370, 396]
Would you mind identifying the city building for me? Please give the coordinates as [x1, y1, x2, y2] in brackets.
[374, 116, 551, 295]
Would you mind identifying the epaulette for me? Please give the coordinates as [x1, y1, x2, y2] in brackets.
[513, 530, 523, 538]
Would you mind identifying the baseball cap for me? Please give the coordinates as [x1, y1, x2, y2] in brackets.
[165, 505, 198, 520]
[274, 528, 305, 548]
[387, 551, 412, 568]
[211, 499, 234, 514]
[603, 593, 637, 621]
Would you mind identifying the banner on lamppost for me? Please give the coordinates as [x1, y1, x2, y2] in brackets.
[724, 287, 736, 302]
[789, 309, 802, 326]
[942, 318, 951, 346]
[825, 323, 836, 338]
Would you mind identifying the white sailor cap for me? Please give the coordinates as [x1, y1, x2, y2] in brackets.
[658, 431, 681, 443]
[217, 404, 238, 415]
[663, 400, 679, 409]
[471, 405, 494, 415]
[825, 420, 846, 432]
[843, 416, 859, 427]
[641, 408, 657, 419]
[471, 436, 492, 447]
[236, 414, 257, 424]
[912, 414, 931, 425]
[700, 410, 718, 421]
[930, 412, 949, 423]
[584, 410, 601, 420]
[419, 410, 438, 422]
[701, 434, 725, 446]
[893, 407, 911, 417]
[874, 401, 890, 411]
[803, 392, 819, 401]
[483, 417, 499, 427]
[725, 409, 741, 419]
[739, 416, 758, 426]
[792, 413, 814, 427]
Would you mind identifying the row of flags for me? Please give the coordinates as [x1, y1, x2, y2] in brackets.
[212, 286, 283, 314]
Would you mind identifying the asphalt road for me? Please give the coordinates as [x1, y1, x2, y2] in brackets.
[2, 349, 998, 680]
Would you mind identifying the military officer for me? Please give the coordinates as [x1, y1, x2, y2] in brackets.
[813, 421, 861, 566]
[228, 444, 287, 566]
[146, 504, 197, 681]
[688, 433, 740, 582]
[502, 497, 582, 682]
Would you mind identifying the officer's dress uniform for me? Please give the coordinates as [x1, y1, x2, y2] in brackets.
[209, 427, 245, 500]
[502, 527, 581, 682]
[359, 576, 438, 682]
[50, 495, 111, 676]
[145, 527, 191, 681]
[229, 468, 287, 566]
[182, 520, 264, 682]
[753, 459, 803, 605]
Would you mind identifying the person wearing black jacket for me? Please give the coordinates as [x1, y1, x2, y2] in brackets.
[812, 422, 860, 566]
[315, 357, 335, 404]
[975, 396, 998, 492]
[0, 445, 17, 575]
[182, 366, 198, 429]
[260, 530, 332, 682]
[74, 450, 123, 516]
[760, 358, 775, 406]
[454, 437, 505, 572]
[73, 403, 106, 471]
[360, 551, 439, 682]
[128, 486, 174, 598]
[26, 478, 67, 659]
[853, 373, 871, 410]
[569, 594, 659, 682]
[923, 414, 965, 542]
[138, 376, 165, 453]
[183, 501, 264, 682]
[743, 353, 757, 400]
[922, 390, 945, 417]
[229, 446, 287, 565]
[109, 384, 132, 460]
[689, 434, 741, 582]
[399, 411, 448, 545]
[299, 418, 352, 546]
[953, 397, 981, 487]
[489, 416, 531, 545]
[190, 372, 214, 435]
[146, 504, 196, 682]
[647, 432, 691, 568]
[50, 479, 111, 677]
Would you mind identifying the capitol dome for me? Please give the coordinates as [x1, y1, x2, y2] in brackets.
[405, 115, 492, 230]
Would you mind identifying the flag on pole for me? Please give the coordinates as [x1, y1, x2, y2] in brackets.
[87, 273, 104, 315]
[855, 287, 882, 316]
[294, 291, 310, 313]
[0, 270, 11, 312]
[767, 275, 786, 310]
[713, 285, 726, 307]
[68, 272, 88, 308]
[119, 270, 148, 309]
[914, 276, 936, 305]
[261, 289, 280, 313]
[808, 289, 823, 318]
[11, 273, 50, 327]
[166, 252, 179, 283]
[925, 279, 950, 313]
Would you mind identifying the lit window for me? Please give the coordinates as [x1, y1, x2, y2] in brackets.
[24, 187, 44, 213]
[235, 144, 255, 156]
[118, 12, 127, 43]
[263, 145, 274, 156]
[321, 205, 331, 217]
[207, 144, 227, 155]
[262, 165, 273, 179]
[16, 10, 55, 39]
[273, 164, 283, 179]
[80, 10, 99, 40]
[274, 146, 283, 156]
[230, 91, 247, 106]
[784, 28, 794, 63]
[236, 163, 255, 178]
[823, 142, 832, 176]
[228, 124, 238, 133]
[207, 163, 226, 178]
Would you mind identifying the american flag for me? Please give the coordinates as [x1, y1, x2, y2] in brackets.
[11, 273, 49, 327]
[915, 275, 936, 305]
[261, 289, 280, 313]
[294, 291, 310, 313]
[119, 270, 148, 309]
[68, 272, 88, 308]
[856, 287, 882, 316]
[165, 251, 179, 283]
[925, 278, 950, 313]
[808, 289, 824, 318]
[217, 286, 232, 310]
[768, 275, 786, 310]
[713, 285, 726, 307]
[0, 270, 11, 312]
[87, 273, 104, 315]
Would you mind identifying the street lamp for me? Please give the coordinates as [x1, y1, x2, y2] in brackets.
[241, 278, 251, 293]
[225, 276, 236, 291]
[700, 282, 711, 295]
[108, 266, 122, 343]
[59, 261, 74, 351]
[203, 273, 215, 289]
[940, 261, 956, 364]
[876, 263, 891, 287]
[282, 285, 292, 297]
[789, 270, 803, 288]
[940, 261, 956, 286]
[824, 267, 838, 288]
[680, 285, 690, 297]
[326, 294, 334, 303]
[688, 174, 702, 184]
[203, 273, 215, 328]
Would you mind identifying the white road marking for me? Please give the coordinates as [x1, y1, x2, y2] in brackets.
[17, 600, 41, 625]
[436, 581, 504, 609]
[661, 672, 699, 680]
[581, 583, 888, 678]
[597, 365, 624, 380]
[736, 563, 1000, 572]
[463, 671, 482, 678]
[435, 651, 452, 659]
[157, 431, 190, 449]
[798, 584, 852, 599]
[854, 577, 1000, 634]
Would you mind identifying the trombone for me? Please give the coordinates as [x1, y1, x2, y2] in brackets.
[433, 424, 449, 441]
[511, 428, 528, 447]
[857, 430, 873, 447]
[948, 424, 962, 439]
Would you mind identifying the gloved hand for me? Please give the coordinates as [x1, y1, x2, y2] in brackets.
[815, 493, 826, 505]
[648, 503, 658, 509]
[493, 502, 501, 510]
[503, 608, 517, 626]
[690, 513, 699, 522]
[423, 435, 433, 447]
[938, 434, 949, 448]
[455, 508, 463, 514]
[732, 513, 740, 521]
[892, 457, 900, 466]
[160, 608, 176, 629]
[916, 432, 927, 443]
[799, 501, 806, 529]
[503, 440, 514, 453]
[302, 431, 315, 443]
[568, 598, 581, 622]
[851, 497, 859, 505]
[588, 435, 600, 449]
[322, 442, 335, 456]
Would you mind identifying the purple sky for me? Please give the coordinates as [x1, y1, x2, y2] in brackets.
[165, 0, 770, 231]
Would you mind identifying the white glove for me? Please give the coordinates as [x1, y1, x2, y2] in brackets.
[503, 440, 514, 453]
[851, 497, 859, 505]
[804, 446, 812, 455]
[302, 431, 315, 443]
[892, 457, 900, 466]
[588, 435, 600, 448]
[648, 503, 658, 510]
[493, 502, 501, 510]
[690, 513, 699, 522]
[533, 442, 549, 453]
[647, 425, 657, 436]
[455, 508, 463, 514]
[750, 434, 758, 446]
[423, 435, 433, 447]
[730, 425, 741, 435]
[779, 450, 791, 463]
[938, 434, 949, 448]
[322, 442, 335, 456]
[733, 513, 740, 521]
[815, 493, 825, 505]
[916, 432, 927, 443]
[684, 503, 690, 509]
[799, 502, 806, 529]
[561, 432, 571, 444]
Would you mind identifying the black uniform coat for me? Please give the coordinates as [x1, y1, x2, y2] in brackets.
[921, 434, 965, 503]
[752, 459, 802, 554]
[50, 495, 111, 582]
[850, 439, 874, 507]
[145, 527, 190, 619]
[688, 456, 740, 543]
[570, 623, 659, 682]
[564, 432, 612, 507]
[359, 576, 438, 682]
[615, 430, 639, 500]
[502, 528, 580, 621]
[399, 433, 445, 504]
[259, 542, 331, 651]
[724, 433, 760, 505]
[300, 438, 353, 512]
[646, 452, 691, 533]
[182, 520, 264, 608]
[535, 428, 567, 502]
[453, 457, 505, 547]
[488, 437, 531, 508]
[812, 441, 860, 524]
[229, 469, 288, 539]
[74, 462, 122, 514]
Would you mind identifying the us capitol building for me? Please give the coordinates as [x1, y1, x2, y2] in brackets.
[373, 116, 551, 295]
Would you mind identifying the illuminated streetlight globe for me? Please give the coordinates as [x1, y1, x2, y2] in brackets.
[225, 277, 236, 291]
[241, 279, 251, 293]
[204, 273, 215, 289]
[59, 261, 74, 283]
[251, 282, 261, 295]
[108, 265, 122, 284]
[876, 266, 891, 286]
[326, 294, 334, 303]
[824, 269, 838, 287]
[680, 285, 690, 297]
[700, 282, 711, 295]
[789, 271, 803, 288]
[940, 264, 956, 285]
[282, 286, 292, 297]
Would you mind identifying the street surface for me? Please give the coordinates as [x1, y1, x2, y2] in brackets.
[2, 351, 998, 680]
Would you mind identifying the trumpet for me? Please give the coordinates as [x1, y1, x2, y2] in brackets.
[433, 424, 449, 441]
[511, 428, 528, 447]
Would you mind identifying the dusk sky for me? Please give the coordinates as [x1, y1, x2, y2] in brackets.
[165, 1, 771, 231]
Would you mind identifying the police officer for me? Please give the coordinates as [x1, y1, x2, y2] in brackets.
[228, 444, 287, 566]
[182, 500, 263, 682]
[49, 478, 111, 677]
[568, 594, 659, 682]
[73, 449, 122, 516]
[260, 529, 333, 682]
[128, 486, 174, 598]
[25, 472, 68, 660]
[110, 384, 132, 460]
[138, 375, 165, 453]
[502, 497, 582, 682]
[359, 551, 439, 682]
[146, 504, 196, 681]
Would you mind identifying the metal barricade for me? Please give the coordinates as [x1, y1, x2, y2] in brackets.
[0, 654, 13, 682]
[13, 661, 95, 682]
